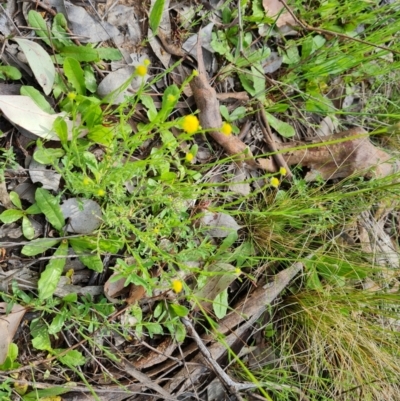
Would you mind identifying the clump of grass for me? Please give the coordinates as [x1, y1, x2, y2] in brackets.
[264, 287, 400, 401]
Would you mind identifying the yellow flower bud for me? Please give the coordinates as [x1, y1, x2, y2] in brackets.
[185, 153, 194, 162]
[270, 177, 280, 188]
[136, 65, 147, 77]
[97, 189, 106, 196]
[221, 122, 232, 136]
[279, 167, 287, 176]
[171, 279, 183, 294]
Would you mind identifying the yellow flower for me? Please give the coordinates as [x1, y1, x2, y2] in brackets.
[143, 59, 151, 66]
[182, 115, 200, 134]
[97, 189, 106, 196]
[82, 177, 91, 186]
[235, 268, 242, 275]
[171, 279, 183, 294]
[67, 92, 76, 101]
[270, 177, 280, 188]
[192, 70, 199, 77]
[185, 153, 194, 162]
[221, 122, 232, 136]
[279, 167, 287, 176]
[136, 65, 147, 77]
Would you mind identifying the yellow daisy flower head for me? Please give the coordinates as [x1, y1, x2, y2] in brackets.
[143, 59, 151, 66]
[67, 92, 77, 101]
[279, 167, 287, 176]
[136, 64, 147, 77]
[270, 177, 280, 188]
[182, 115, 200, 134]
[171, 279, 183, 294]
[82, 177, 92, 186]
[221, 122, 232, 136]
[97, 189, 106, 197]
[185, 152, 194, 162]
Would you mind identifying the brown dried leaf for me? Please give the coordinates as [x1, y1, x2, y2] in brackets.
[262, 0, 297, 28]
[0, 303, 26, 364]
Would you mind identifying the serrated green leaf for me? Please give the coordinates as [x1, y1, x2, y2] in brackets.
[35, 188, 65, 231]
[56, 349, 86, 366]
[64, 57, 86, 95]
[33, 147, 65, 165]
[96, 47, 123, 61]
[20, 86, 55, 114]
[38, 240, 68, 299]
[87, 125, 113, 146]
[9, 191, 22, 209]
[0, 209, 23, 224]
[30, 318, 52, 351]
[59, 45, 99, 62]
[28, 11, 51, 47]
[149, 0, 165, 33]
[21, 238, 60, 256]
[22, 216, 35, 240]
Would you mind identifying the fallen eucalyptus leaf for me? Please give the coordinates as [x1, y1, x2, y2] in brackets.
[60, 198, 103, 234]
[201, 211, 242, 238]
[0, 96, 74, 140]
[15, 38, 55, 95]
[29, 159, 61, 191]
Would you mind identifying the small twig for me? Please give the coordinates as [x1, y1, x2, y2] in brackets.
[182, 317, 259, 401]
[278, 0, 400, 56]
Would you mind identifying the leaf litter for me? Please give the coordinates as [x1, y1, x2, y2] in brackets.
[1, 0, 400, 399]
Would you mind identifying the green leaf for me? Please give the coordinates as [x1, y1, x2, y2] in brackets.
[84, 65, 97, 93]
[22, 216, 35, 240]
[23, 387, 69, 401]
[157, 84, 179, 122]
[48, 312, 66, 335]
[169, 303, 189, 317]
[0, 65, 22, 80]
[282, 40, 301, 65]
[56, 349, 86, 366]
[149, 0, 165, 33]
[51, 13, 73, 49]
[69, 239, 103, 272]
[35, 188, 65, 231]
[213, 289, 229, 319]
[21, 238, 60, 256]
[20, 86, 54, 114]
[28, 11, 51, 46]
[33, 147, 65, 165]
[219, 105, 230, 121]
[96, 47, 123, 61]
[9, 191, 22, 209]
[38, 240, 68, 299]
[173, 321, 186, 342]
[25, 203, 41, 214]
[87, 125, 113, 146]
[229, 106, 247, 121]
[0, 209, 23, 224]
[264, 111, 295, 138]
[30, 318, 52, 351]
[59, 45, 99, 62]
[141, 95, 157, 121]
[64, 57, 86, 95]
[53, 116, 68, 144]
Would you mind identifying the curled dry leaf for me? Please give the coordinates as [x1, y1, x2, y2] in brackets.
[0, 303, 26, 364]
[262, 0, 297, 28]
